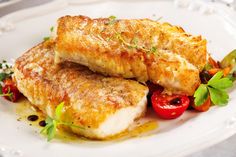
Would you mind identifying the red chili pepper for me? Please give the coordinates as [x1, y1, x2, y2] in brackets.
[151, 91, 190, 119]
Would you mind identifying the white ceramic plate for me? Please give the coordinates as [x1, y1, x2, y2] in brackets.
[0, 0, 21, 8]
[0, 1, 236, 157]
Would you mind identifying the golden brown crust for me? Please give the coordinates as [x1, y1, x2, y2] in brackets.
[14, 42, 148, 131]
[55, 15, 206, 95]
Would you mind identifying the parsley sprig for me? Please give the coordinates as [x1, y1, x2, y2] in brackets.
[40, 102, 84, 141]
[194, 71, 233, 106]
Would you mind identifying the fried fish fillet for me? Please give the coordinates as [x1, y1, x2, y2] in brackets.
[13, 42, 148, 139]
[54, 15, 206, 95]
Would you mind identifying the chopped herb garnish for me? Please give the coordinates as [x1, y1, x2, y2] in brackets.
[43, 37, 50, 41]
[107, 15, 117, 25]
[150, 46, 157, 53]
[194, 71, 233, 106]
[41, 102, 84, 141]
[115, 32, 158, 54]
[50, 26, 54, 32]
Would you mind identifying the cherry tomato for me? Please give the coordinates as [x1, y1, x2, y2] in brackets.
[191, 96, 211, 112]
[151, 92, 190, 119]
[2, 78, 21, 102]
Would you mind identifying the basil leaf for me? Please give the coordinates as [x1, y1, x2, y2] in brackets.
[194, 84, 209, 106]
[208, 87, 229, 106]
[208, 77, 233, 89]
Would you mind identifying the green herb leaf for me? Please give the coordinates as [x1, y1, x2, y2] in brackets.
[150, 46, 157, 53]
[43, 37, 50, 41]
[208, 71, 224, 85]
[208, 77, 233, 89]
[107, 15, 117, 25]
[40, 117, 53, 134]
[40, 102, 84, 141]
[208, 87, 229, 106]
[109, 15, 116, 20]
[46, 116, 53, 124]
[194, 70, 233, 106]
[50, 26, 54, 32]
[0, 73, 7, 81]
[47, 122, 56, 141]
[55, 102, 64, 120]
[194, 84, 209, 106]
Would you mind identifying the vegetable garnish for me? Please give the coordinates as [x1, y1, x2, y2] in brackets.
[220, 49, 236, 71]
[43, 37, 50, 41]
[0, 86, 13, 101]
[0, 60, 13, 81]
[0, 60, 21, 102]
[107, 15, 117, 25]
[43, 26, 54, 41]
[194, 71, 233, 106]
[1, 78, 21, 102]
[151, 92, 190, 119]
[40, 102, 84, 141]
[50, 26, 54, 32]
